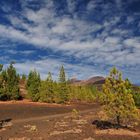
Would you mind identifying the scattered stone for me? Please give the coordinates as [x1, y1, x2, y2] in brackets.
[72, 119, 88, 125]
[83, 137, 95, 140]
[0, 128, 6, 132]
[50, 128, 82, 136]
[95, 128, 140, 136]
[64, 116, 70, 119]
[3, 122, 13, 127]
[44, 119, 50, 122]
[24, 125, 37, 132]
[54, 121, 68, 127]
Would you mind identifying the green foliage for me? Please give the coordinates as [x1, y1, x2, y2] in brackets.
[39, 72, 56, 103]
[35, 65, 98, 104]
[21, 74, 26, 81]
[133, 93, 140, 108]
[131, 86, 140, 108]
[0, 63, 99, 103]
[101, 67, 139, 126]
[69, 85, 97, 102]
[26, 70, 41, 101]
[57, 83, 69, 103]
[59, 65, 66, 83]
[0, 65, 4, 99]
[58, 65, 69, 103]
[0, 63, 20, 100]
[0, 64, 3, 72]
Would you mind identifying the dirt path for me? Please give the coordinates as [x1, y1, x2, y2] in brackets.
[0, 101, 98, 122]
[13, 108, 98, 124]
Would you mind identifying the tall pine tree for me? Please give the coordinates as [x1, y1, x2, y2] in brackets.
[0, 64, 3, 99]
[26, 70, 41, 101]
[39, 72, 55, 103]
[102, 67, 139, 126]
[59, 65, 66, 83]
[6, 63, 20, 100]
[58, 65, 69, 103]
[0, 63, 20, 100]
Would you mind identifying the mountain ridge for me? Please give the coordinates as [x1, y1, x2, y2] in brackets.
[69, 76, 105, 85]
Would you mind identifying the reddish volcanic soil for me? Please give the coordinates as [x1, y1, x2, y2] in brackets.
[0, 100, 96, 121]
[0, 101, 140, 140]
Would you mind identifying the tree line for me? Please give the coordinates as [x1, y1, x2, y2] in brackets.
[0, 64, 97, 103]
[26, 65, 97, 103]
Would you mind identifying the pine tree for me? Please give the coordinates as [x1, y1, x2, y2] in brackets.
[59, 65, 66, 83]
[21, 74, 26, 82]
[102, 67, 139, 126]
[58, 65, 69, 103]
[26, 70, 41, 101]
[0, 63, 20, 100]
[39, 72, 55, 103]
[0, 64, 3, 72]
[47, 72, 53, 82]
[6, 63, 20, 100]
[0, 64, 4, 99]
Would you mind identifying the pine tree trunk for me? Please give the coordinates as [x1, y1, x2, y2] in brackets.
[116, 115, 120, 128]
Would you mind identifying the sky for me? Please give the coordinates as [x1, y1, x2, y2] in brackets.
[0, 0, 140, 84]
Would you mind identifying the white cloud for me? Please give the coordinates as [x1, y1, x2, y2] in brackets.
[14, 58, 104, 80]
[123, 38, 140, 48]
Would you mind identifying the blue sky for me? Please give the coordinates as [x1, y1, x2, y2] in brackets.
[0, 0, 140, 84]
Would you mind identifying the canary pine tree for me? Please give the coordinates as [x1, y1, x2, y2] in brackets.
[26, 70, 41, 101]
[0, 64, 3, 99]
[58, 65, 69, 103]
[39, 72, 55, 103]
[102, 67, 139, 126]
[6, 63, 20, 100]
[0, 63, 20, 100]
[59, 65, 66, 83]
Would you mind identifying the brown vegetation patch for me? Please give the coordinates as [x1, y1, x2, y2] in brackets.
[95, 128, 140, 136]
[49, 128, 82, 136]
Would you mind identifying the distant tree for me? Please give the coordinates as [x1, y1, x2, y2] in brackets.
[131, 86, 140, 108]
[58, 65, 69, 103]
[0, 64, 4, 99]
[102, 67, 139, 126]
[26, 70, 41, 101]
[21, 74, 26, 81]
[6, 63, 20, 100]
[46, 72, 53, 82]
[59, 65, 66, 83]
[69, 85, 96, 102]
[39, 72, 55, 103]
[0, 64, 3, 72]
[0, 63, 20, 100]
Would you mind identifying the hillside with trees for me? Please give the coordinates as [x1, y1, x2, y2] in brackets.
[0, 63, 140, 109]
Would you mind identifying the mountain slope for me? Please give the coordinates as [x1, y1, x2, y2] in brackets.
[69, 76, 105, 86]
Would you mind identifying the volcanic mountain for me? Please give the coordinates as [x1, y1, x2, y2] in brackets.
[69, 76, 105, 86]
